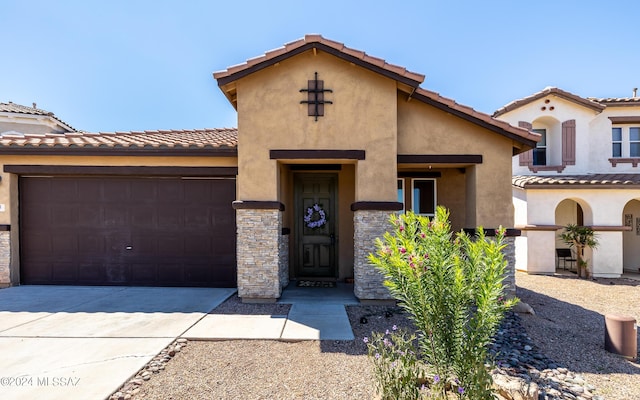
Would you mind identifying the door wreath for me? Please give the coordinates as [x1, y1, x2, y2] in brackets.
[304, 204, 327, 228]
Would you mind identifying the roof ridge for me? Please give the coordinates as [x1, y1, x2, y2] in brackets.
[0, 101, 77, 132]
[493, 87, 605, 117]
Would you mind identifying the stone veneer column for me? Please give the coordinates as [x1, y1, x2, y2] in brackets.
[502, 236, 517, 298]
[278, 231, 290, 289]
[234, 202, 284, 302]
[353, 208, 396, 301]
[0, 230, 10, 288]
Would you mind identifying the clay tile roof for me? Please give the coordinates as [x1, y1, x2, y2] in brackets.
[0, 128, 238, 154]
[412, 88, 540, 148]
[214, 34, 425, 88]
[513, 174, 640, 189]
[588, 96, 640, 105]
[493, 87, 605, 117]
[0, 101, 77, 132]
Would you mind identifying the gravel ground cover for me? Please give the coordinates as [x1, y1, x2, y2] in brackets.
[112, 273, 640, 400]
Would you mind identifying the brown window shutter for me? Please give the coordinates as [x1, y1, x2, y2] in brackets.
[518, 121, 533, 166]
[562, 119, 576, 165]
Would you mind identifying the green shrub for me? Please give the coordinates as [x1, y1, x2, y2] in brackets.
[367, 207, 517, 399]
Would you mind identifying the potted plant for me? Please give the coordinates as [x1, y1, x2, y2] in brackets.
[560, 224, 598, 279]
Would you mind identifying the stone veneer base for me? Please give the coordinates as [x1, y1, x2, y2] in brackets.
[236, 208, 283, 300]
[0, 231, 10, 286]
[353, 210, 394, 300]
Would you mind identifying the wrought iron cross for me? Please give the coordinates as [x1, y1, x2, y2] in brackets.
[300, 72, 333, 121]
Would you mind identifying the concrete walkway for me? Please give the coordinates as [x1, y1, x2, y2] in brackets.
[0, 286, 235, 400]
[0, 283, 358, 399]
[183, 282, 359, 341]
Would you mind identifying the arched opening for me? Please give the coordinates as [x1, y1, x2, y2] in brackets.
[532, 116, 561, 166]
[622, 199, 640, 273]
[555, 198, 591, 272]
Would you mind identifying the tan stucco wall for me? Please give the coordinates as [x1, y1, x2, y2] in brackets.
[235, 50, 398, 203]
[397, 97, 515, 228]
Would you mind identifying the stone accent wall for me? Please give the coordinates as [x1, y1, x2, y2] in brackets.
[278, 233, 289, 289]
[502, 236, 517, 298]
[0, 231, 10, 287]
[353, 210, 394, 300]
[236, 209, 283, 300]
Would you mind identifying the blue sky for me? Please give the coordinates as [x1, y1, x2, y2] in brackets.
[2, 0, 639, 132]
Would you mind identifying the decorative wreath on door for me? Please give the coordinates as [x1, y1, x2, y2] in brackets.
[304, 203, 327, 229]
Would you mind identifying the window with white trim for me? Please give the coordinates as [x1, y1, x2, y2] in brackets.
[630, 127, 640, 157]
[532, 128, 547, 165]
[411, 179, 436, 216]
[612, 127, 622, 157]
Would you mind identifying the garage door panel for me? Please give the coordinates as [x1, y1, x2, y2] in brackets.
[78, 205, 101, 227]
[185, 208, 210, 227]
[158, 206, 183, 228]
[78, 234, 105, 254]
[130, 206, 157, 228]
[102, 180, 130, 202]
[20, 176, 236, 287]
[158, 181, 183, 202]
[158, 264, 184, 282]
[51, 233, 79, 254]
[51, 262, 77, 282]
[78, 263, 106, 282]
[131, 263, 157, 283]
[105, 264, 130, 283]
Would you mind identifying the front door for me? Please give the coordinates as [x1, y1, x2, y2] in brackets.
[294, 174, 337, 278]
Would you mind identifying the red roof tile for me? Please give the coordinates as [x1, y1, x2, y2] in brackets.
[513, 174, 640, 188]
[589, 96, 640, 105]
[214, 34, 425, 87]
[0, 128, 238, 154]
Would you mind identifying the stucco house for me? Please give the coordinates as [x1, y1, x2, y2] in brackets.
[1, 101, 76, 135]
[494, 86, 640, 277]
[0, 35, 536, 302]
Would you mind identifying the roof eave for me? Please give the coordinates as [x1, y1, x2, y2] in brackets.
[494, 88, 605, 117]
[410, 89, 538, 150]
[0, 147, 238, 157]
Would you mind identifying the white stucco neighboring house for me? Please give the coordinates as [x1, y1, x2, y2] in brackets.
[0, 101, 76, 135]
[494, 87, 640, 277]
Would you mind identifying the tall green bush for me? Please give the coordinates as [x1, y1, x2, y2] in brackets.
[368, 207, 517, 399]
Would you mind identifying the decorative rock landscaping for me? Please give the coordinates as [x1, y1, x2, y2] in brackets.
[109, 339, 188, 400]
[490, 312, 603, 400]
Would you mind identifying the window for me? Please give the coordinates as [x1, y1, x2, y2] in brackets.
[411, 179, 436, 216]
[612, 127, 622, 157]
[532, 128, 546, 165]
[631, 127, 640, 157]
[397, 179, 405, 211]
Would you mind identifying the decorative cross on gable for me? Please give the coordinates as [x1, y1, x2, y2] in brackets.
[300, 72, 333, 121]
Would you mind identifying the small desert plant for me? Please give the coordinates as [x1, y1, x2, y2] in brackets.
[368, 207, 517, 399]
[364, 326, 425, 400]
[560, 224, 598, 278]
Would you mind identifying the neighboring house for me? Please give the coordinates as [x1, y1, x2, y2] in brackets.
[0, 35, 536, 302]
[0, 101, 76, 135]
[494, 86, 640, 277]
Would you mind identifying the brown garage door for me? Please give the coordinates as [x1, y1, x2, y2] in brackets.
[20, 176, 236, 287]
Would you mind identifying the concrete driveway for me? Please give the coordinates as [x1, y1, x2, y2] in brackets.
[0, 285, 235, 400]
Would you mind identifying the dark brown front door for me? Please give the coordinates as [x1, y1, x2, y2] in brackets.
[20, 176, 236, 287]
[294, 174, 337, 278]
